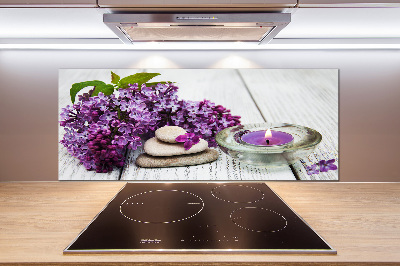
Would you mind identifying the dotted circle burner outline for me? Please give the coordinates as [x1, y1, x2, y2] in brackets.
[230, 207, 288, 233]
[211, 185, 265, 204]
[119, 189, 204, 224]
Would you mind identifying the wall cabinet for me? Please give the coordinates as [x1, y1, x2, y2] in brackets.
[0, 0, 96, 7]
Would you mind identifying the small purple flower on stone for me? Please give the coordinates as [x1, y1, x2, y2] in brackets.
[305, 164, 319, 175]
[175, 133, 200, 150]
[319, 159, 338, 172]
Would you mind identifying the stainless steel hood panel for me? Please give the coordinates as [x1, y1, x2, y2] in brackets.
[104, 13, 291, 44]
[122, 26, 274, 42]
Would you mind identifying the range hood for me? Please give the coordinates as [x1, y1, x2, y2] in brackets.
[103, 13, 290, 45]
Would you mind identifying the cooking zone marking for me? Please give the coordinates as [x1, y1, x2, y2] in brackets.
[120, 190, 204, 224]
[230, 207, 287, 233]
[211, 185, 265, 204]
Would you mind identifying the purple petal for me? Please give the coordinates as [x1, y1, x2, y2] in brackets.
[183, 141, 193, 150]
[319, 165, 328, 172]
[318, 159, 337, 172]
[327, 159, 336, 164]
[306, 164, 319, 175]
[186, 132, 196, 138]
[191, 135, 200, 145]
[175, 135, 187, 142]
[327, 164, 338, 171]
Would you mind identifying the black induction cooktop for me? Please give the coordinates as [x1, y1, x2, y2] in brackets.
[64, 182, 336, 254]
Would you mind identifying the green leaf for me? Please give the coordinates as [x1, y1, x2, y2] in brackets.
[145, 81, 173, 87]
[111, 71, 120, 85]
[118, 73, 161, 89]
[70, 80, 107, 103]
[92, 84, 115, 97]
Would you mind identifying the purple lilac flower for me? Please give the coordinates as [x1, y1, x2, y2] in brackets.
[119, 100, 129, 111]
[118, 122, 132, 134]
[175, 133, 201, 150]
[87, 130, 125, 173]
[168, 99, 241, 147]
[99, 110, 117, 122]
[305, 164, 319, 175]
[97, 92, 108, 101]
[126, 135, 142, 150]
[119, 89, 130, 98]
[319, 159, 338, 172]
[60, 81, 241, 173]
[112, 135, 128, 147]
[77, 88, 95, 102]
[111, 119, 120, 127]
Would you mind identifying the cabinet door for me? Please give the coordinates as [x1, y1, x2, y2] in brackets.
[0, 0, 97, 7]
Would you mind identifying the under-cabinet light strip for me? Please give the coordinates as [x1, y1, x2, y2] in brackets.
[1, 44, 400, 50]
[1, 39, 400, 50]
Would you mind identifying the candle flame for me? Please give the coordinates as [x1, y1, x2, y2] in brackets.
[265, 129, 272, 138]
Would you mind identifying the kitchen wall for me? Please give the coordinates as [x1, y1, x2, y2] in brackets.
[0, 48, 399, 182]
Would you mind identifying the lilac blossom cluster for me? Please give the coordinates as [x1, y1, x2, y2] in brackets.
[60, 83, 241, 173]
[170, 100, 240, 147]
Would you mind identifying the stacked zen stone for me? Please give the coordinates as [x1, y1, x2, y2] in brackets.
[136, 126, 219, 168]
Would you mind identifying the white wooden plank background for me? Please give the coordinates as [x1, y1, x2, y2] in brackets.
[58, 69, 338, 181]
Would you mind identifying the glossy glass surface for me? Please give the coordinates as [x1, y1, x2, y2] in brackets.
[64, 183, 335, 254]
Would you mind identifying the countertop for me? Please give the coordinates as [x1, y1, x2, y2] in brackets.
[0, 181, 399, 265]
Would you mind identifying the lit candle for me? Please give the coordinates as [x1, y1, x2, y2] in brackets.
[241, 129, 294, 146]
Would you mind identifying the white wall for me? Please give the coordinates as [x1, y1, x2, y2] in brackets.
[0, 49, 399, 181]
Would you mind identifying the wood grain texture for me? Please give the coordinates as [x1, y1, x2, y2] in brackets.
[123, 145, 294, 181]
[0, 182, 399, 265]
[239, 69, 339, 180]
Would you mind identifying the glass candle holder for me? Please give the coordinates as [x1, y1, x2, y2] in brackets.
[216, 123, 322, 168]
